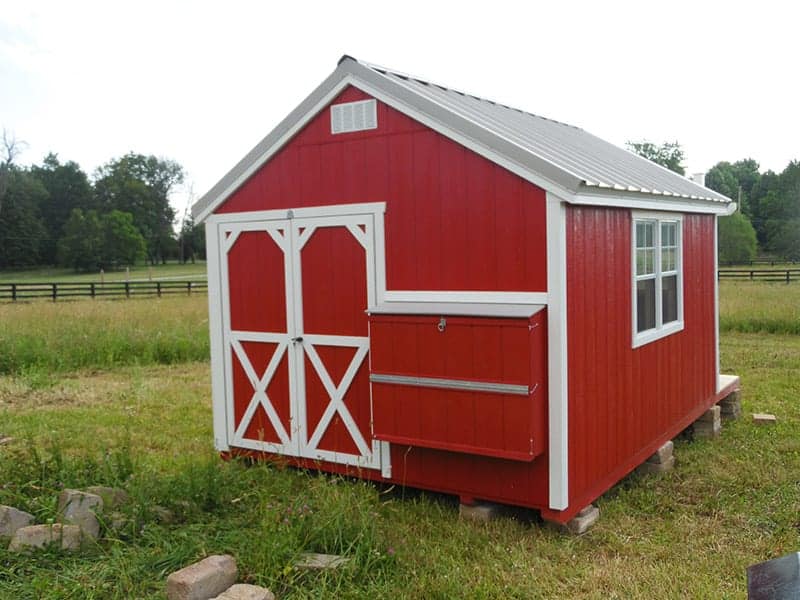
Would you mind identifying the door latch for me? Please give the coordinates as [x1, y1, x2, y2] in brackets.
[437, 317, 446, 333]
[291, 336, 303, 343]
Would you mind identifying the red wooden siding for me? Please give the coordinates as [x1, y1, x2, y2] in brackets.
[215, 86, 547, 292]
[565, 207, 716, 510]
[369, 312, 547, 462]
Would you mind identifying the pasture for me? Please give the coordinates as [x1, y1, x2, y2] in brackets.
[0, 281, 798, 598]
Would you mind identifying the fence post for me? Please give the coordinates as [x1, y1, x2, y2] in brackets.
[11, 283, 16, 302]
[156, 281, 161, 297]
[90, 282, 95, 298]
[125, 282, 130, 298]
[787, 271, 790, 285]
[187, 281, 192, 295]
[52, 283, 57, 302]
[750, 270, 754, 280]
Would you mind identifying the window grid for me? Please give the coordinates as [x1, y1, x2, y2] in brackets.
[633, 216, 683, 347]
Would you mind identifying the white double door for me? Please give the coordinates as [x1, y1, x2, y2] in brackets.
[218, 209, 385, 470]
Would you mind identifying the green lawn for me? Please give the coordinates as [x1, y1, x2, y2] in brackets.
[0, 261, 207, 283]
[0, 284, 798, 597]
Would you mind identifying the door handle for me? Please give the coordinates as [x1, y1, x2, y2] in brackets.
[291, 336, 303, 343]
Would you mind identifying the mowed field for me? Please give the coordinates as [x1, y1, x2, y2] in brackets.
[0, 261, 207, 284]
[0, 282, 799, 598]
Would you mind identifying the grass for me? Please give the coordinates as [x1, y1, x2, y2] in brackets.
[719, 280, 800, 334]
[0, 283, 798, 597]
[0, 261, 207, 284]
[0, 296, 209, 377]
[1, 335, 799, 598]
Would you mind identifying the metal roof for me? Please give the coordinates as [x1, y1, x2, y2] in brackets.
[193, 56, 732, 221]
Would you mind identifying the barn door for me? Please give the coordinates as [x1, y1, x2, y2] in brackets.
[218, 209, 386, 472]
[291, 215, 381, 470]
[220, 220, 299, 456]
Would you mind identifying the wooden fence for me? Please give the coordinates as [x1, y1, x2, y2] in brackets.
[0, 280, 208, 302]
[717, 269, 800, 283]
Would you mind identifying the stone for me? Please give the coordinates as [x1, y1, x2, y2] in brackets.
[718, 390, 742, 420]
[753, 413, 777, 425]
[85, 486, 129, 509]
[694, 419, 721, 439]
[166, 554, 238, 600]
[459, 501, 502, 523]
[0, 436, 14, 445]
[58, 489, 103, 539]
[294, 552, 351, 570]
[211, 584, 276, 600]
[561, 504, 600, 535]
[0, 505, 34, 539]
[153, 505, 176, 524]
[637, 454, 676, 475]
[697, 405, 721, 423]
[8, 523, 82, 552]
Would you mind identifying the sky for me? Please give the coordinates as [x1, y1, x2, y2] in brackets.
[1, 0, 798, 219]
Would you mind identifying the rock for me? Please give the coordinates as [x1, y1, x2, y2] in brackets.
[459, 501, 502, 523]
[694, 419, 721, 439]
[166, 554, 238, 600]
[212, 583, 276, 600]
[0, 436, 14, 445]
[109, 511, 128, 532]
[648, 440, 674, 464]
[753, 413, 777, 425]
[8, 523, 82, 552]
[58, 489, 103, 539]
[294, 552, 351, 570]
[0, 505, 34, 539]
[85, 486, 129, 509]
[152, 505, 176, 524]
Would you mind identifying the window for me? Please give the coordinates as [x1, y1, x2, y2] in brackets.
[633, 214, 683, 347]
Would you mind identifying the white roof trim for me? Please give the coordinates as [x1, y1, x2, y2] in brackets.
[571, 192, 737, 215]
[192, 56, 734, 223]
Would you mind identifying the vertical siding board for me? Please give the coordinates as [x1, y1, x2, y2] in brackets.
[439, 143, 469, 289]
[386, 133, 416, 289]
[411, 131, 441, 289]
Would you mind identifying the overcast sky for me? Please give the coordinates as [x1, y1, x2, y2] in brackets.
[1, 1, 797, 218]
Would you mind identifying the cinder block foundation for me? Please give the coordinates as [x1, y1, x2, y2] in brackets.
[718, 389, 742, 420]
[459, 501, 502, 523]
[636, 440, 675, 475]
[694, 405, 721, 439]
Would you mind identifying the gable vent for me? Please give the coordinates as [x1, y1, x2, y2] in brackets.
[330, 99, 377, 134]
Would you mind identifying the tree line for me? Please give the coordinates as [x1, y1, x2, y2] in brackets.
[0, 131, 204, 272]
[628, 141, 799, 264]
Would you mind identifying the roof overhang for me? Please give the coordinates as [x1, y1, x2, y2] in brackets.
[192, 56, 735, 222]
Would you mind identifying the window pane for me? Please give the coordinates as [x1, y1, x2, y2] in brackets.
[661, 222, 676, 247]
[636, 249, 655, 275]
[662, 248, 676, 272]
[662, 274, 678, 323]
[637, 278, 656, 332]
[636, 220, 655, 249]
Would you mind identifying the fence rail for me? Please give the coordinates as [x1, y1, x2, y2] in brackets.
[0, 280, 208, 302]
[718, 269, 800, 283]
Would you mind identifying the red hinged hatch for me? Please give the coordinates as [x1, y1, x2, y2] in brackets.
[368, 303, 547, 462]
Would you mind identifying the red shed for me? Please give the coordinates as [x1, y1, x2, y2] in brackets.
[193, 56, 741, 526]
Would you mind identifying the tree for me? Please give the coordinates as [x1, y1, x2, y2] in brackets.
[58, 208, 146, 271]
[626, 140, 686, 175]
[0, 169, 48, 268]
[30, 153, 93, 265]
[0, 129, 27, 217]
[94, 153, 184, 264]
[718, 212, 757, 264]
[101, 210, 146, 267]
[767, 219, 800, 261]
[177, 216, 205, 263]
[57, 208, 104, 271]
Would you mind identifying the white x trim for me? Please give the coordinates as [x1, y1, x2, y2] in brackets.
[231, 336, 291, 447]
[303, 339, 371, 457]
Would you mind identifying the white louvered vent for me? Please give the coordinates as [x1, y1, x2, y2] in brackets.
[330, 99, 377, 134]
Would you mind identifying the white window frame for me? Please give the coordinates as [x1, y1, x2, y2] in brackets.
[632, 211, 684, 348]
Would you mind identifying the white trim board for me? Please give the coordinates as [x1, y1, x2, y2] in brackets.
[571, 193, 737, 216]
[545, 192, 569, 510]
